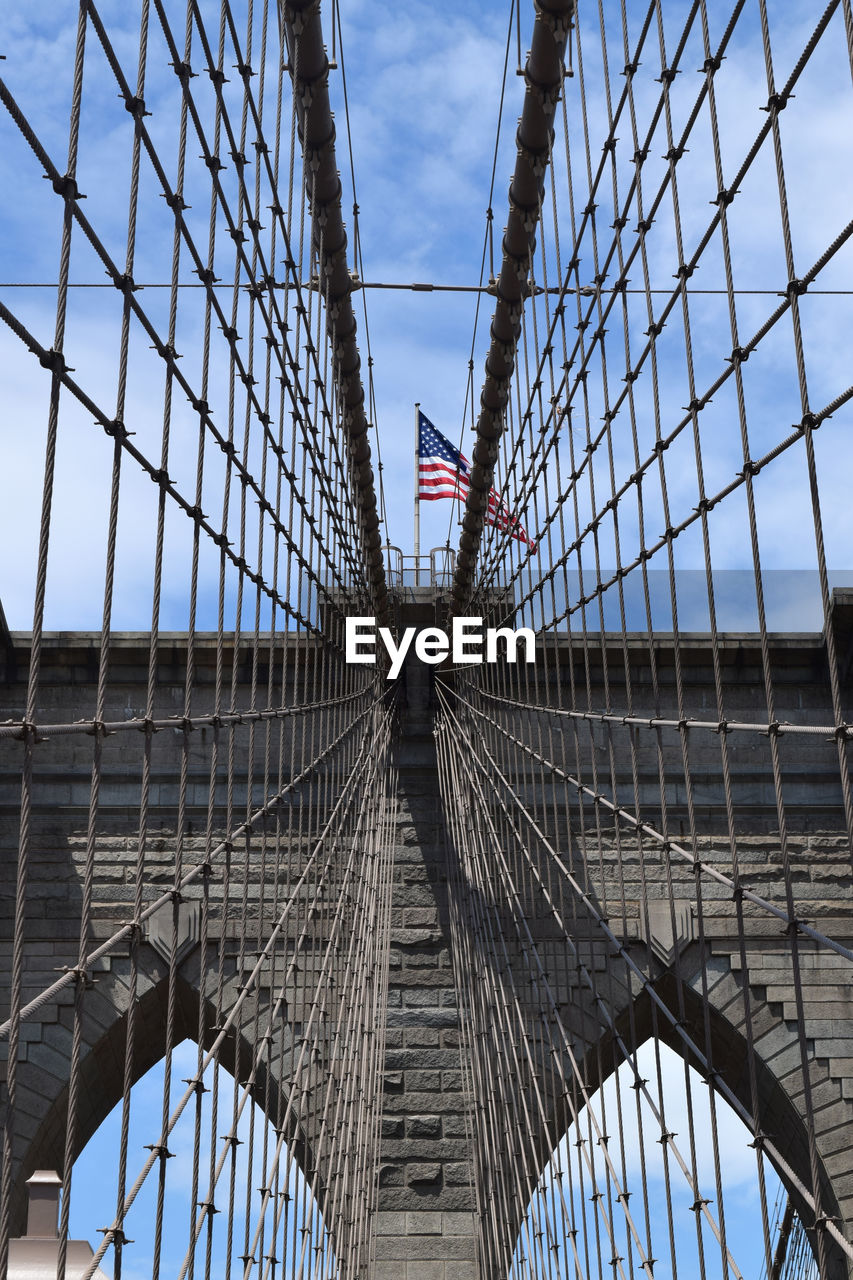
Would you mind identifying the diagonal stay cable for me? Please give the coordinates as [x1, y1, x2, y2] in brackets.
[0, 687, 391, 1040]
[437, 682, 746, 1279]
[77, 698, 395, 1280]
[446, 681, 853, 964]
[173, 706, 396, 1280]
[438, 681, 853, 1263]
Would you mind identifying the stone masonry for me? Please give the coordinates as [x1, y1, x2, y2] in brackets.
[1, 596, 853, 1277]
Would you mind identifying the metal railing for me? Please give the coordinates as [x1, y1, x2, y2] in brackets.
[384, 546, 456, 589]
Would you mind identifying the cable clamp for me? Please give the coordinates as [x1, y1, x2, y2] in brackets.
[534, 3, 572, 44]
[524, 78, 563, 114]
[162, 189, 188, 213]
[50, 173, 84, 201]
[172, 59, 196, 84]
[151, 340, 180, 362]
[98, 1227, 134, 1245]
[38, 347, 70, 375]
[183, 1076, 210, 1095]
[763, 89, 793, 113]
[58, 963, 93, 987]
[110, 271, 137, 294]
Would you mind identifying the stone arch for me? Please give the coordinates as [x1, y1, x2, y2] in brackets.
[5, 935, 323, 1242]
[509, 940, 853, 1279]
[624, 963, 847, 1273]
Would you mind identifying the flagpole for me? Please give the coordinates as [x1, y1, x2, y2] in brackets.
[414, 401, 421, 585]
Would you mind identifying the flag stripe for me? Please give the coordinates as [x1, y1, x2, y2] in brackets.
[416, 409, 536, 552]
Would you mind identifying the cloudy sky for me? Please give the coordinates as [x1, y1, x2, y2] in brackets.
[515, 1039, 788, 1280]
[2, 0, 852, 632]
[70, 1036, 788, 1279]
[1, 4, 848, 1274]
[329, 0, 853, 621]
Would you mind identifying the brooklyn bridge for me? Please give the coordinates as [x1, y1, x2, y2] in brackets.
[1, 0, 852, 1277]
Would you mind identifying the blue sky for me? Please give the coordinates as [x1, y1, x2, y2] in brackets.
[1, 2, 850, 1274]
[324, 0, 853, 595]
[2, 0, 851, 630]
[513, 1041, 790, 1280]
[69, 1039, 791, 1280]
[69, 1040, 336, 1280]
[0, 0, 525, 629]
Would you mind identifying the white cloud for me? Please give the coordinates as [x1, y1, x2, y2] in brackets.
[516, 1040, 783, 1280]
[69, 1038, 333, 1280]
[4, 0, 848, 620]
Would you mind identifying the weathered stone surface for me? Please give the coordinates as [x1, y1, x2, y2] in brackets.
[407, 1116, 442, 1139]
[2, 626, 853, 1278]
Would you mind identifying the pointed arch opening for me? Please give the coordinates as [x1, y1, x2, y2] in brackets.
[511, 1039, 819, 1280]
[67, 1037, 337, 1280]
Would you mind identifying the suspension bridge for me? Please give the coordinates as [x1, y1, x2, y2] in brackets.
[1, 0, 852, 1277]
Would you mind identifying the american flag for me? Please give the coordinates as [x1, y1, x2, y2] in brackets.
[418, 411, 471, 502]
[417, 411, 536, 551]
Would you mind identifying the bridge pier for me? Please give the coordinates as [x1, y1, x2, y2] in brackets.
[2, 625, 853, 1277]
[371, 597, 478, 1278]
